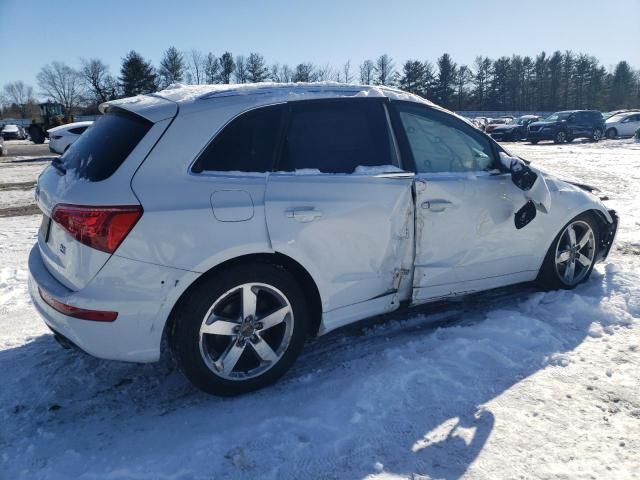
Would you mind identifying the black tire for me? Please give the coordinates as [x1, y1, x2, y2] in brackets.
[554, 131, 567, 144]
[170, 263, 309, 396]
[605, 128, 617, 139]
[590, 128, 602, 142]
[565, 136, 574, 143]
[537, 212, 600, 290]
[529, 140, 538, 145]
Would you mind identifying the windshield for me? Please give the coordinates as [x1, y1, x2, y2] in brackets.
[544, 112, 571, 122]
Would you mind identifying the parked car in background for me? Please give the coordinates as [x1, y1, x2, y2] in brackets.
[472, 117, 488, 131]
[47, 121, 93, 154]
[490, 115, 540, 141]
[604, 112, 640, 139]
[28, 83, 618, 396]
[0, 135, 6, 156]
[1, 124, 27, 140]
[484, 117, 512, 134]
[527, 110, 605, 144]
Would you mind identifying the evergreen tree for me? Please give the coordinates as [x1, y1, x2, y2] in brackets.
[218, 52, 235, 84]
[399, 60, 425, 95]
[204, 53, 220, 84]
[158, 46, 185, 88]
[435, 53, 457, 109]
[609, 61, 635, 109]
[119, 51, 157, 96]
[234, 56, 248, 83]
[246, 53, 269, 83]
[292, 63, 315, 82]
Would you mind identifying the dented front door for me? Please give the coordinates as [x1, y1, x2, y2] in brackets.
[412, 172, 545, 302]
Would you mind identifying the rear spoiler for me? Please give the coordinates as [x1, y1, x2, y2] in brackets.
[99, 94, 177, 123]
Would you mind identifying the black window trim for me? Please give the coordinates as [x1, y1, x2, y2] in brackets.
[190, 102, 288, 174]
[272, 96, 398, 174]
[388, 100, 505, 175]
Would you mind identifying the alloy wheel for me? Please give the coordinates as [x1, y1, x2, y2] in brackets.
[198, 283, 294, 380]
[554, 220, 596, 286]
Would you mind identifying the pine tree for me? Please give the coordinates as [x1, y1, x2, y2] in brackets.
[609, 61, 636, 109]
[246, 53, 269, 83]
[158, 46, 185, 88]
[292, 63, 315, 82]
[204, 53, 220, 84]
[119, 51, 157, 96]
[218, 52, 235, 84]
[399, 60, 425, 95]
[436, 53, 457, 109]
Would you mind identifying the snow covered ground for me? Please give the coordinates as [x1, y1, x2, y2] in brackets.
[0, 139, 639, 479]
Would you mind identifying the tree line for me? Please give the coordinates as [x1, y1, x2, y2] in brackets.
[1, 48, 638, 119]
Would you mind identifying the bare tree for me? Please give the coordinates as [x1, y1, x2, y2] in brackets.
[314, 64, 335, 82]
[341, 60, 353, 84]
[79, 58, 118, 105]
[37, 62, 82, 115]
[359, 59, 375, 85]
[1, 81, 36, 117]
[234, 55, 248, 83]
[374, 54, 396, 86]
[186, 49, 205, 84]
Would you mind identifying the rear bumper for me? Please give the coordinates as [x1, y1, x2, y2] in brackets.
[28, 244, 199, 363]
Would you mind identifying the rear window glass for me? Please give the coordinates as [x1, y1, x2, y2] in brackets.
[61, 109, 151, 181]
[193, 104, 284, 173]
[280, 101, 392, 173]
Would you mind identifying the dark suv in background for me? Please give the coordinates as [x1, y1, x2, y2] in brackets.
[527, 110, 605, 144]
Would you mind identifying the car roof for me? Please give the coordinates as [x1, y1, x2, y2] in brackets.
[100, 82, 438, 122]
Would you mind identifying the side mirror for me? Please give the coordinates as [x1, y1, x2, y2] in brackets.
[514, 201, 537, 229]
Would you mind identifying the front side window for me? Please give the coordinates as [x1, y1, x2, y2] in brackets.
[394, 103, 495, 174]
[279, 100, 393, 173]
[194, 104, 284, 173]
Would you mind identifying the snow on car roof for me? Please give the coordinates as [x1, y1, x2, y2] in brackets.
[1, 124, 19, 131]
[152, 81, 435, 106]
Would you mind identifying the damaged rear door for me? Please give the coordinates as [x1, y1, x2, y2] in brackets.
[265, 98, 414, 326]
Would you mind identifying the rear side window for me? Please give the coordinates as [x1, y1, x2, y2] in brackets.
[279, 101, 393, 173]
[61, 109, 151, 181]
[69, 126, 89, 135]
[193, 104, 284, 173]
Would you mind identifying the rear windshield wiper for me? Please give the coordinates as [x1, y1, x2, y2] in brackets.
[51, 157, 66, 175]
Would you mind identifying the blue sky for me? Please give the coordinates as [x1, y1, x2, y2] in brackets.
[1, 0, 639, 92]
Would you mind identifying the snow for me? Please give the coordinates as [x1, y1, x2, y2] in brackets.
[1, 139, 639, 479]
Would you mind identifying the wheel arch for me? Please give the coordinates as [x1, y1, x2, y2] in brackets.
[163, 252, 324, 349]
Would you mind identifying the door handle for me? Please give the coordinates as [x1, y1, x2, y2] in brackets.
[286, 207, 323, 222]
[421, 200, 454, 212]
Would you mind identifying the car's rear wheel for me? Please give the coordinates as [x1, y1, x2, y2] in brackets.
[605, 128, 617, 139]
[170, 263, 308, 396]
[554, 131, 567, 143]
[529, 140, 538, 144]
[591, 128, 602, 142]
[537, 213, 599, 290]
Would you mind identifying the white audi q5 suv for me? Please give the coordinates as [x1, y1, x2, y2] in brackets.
[29, 83, 618, 395]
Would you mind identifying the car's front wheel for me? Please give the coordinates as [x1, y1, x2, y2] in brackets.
[605, 128, 617, 139]
[170, 263, 308, 396]
[554, 131, 567, 143]
[538, 213, 599, 290]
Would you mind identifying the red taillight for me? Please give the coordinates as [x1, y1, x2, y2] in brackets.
[51, 204, 143, 254]
[39, 287, 118, 322]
